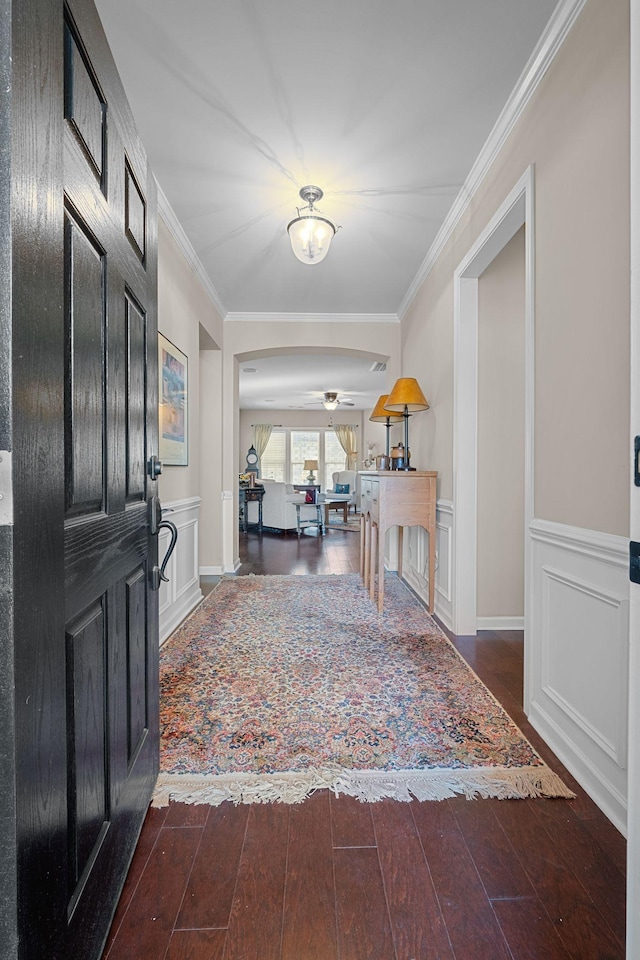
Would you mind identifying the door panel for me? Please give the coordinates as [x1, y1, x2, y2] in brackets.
[65, 209, 106, 517]
[61, 0, 159, 949]
[126, 295, 148, 502]
[66, 597, 109, 912]
[4, 0, 160, 956]
[64, 16, 106, 186]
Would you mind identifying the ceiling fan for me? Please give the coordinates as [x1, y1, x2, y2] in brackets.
[305, 391, 355, 410]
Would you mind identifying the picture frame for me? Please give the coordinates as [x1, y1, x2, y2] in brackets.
[158, 333, 188, 466]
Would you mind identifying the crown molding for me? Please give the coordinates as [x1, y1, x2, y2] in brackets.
[156, 181, 227, 320]
[398, 0, 588, 320]
[225, 312, 399, 324]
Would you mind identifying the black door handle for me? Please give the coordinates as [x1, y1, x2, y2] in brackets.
[150, 519, 178, 590]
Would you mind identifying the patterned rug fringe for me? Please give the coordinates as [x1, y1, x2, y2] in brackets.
[153, 765, 574, 808]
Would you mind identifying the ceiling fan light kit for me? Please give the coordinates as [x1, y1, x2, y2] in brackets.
[304, 391, 355, 410]
[287, 186, 338, 265]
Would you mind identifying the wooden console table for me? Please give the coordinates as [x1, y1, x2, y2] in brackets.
[359, 470, 437, 614]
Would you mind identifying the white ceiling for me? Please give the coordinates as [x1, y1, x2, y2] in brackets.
[238, 352, 390, 412]
[95, 0, 560, 409]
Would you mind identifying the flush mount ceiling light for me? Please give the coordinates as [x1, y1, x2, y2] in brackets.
[287, 186, 338, 265]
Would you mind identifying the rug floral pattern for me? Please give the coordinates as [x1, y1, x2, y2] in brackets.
[158, 575, 565, 798]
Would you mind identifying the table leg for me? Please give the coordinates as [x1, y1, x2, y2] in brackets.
[360, 514, 366, 580]
[377, 524, 386, 614]
[370, 521, 378, 603]
[429, 521, 435, 613]
[296, 504, 301, 538]
[397, 526, 404, 579]
[363, 515, 371, 589]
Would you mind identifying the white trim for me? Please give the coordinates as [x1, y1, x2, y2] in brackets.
[540, 564, 628, 768]
[398, 0, 587, 319]
[225, 311, 399, 324]
[529, 517, 630, 834]
[158, 497, 203, 643]
[162, 495, 202, 516]
[452, 166, 534, 647]
[157, 182, 227, 319]
[530, 517, 628, 568]
[199, 565, 225, 576]
[528, 701, 627, 835]
[629, 0, 640, 949]
[477, 617, 525, 631]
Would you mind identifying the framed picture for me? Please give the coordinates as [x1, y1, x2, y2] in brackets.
[158, 333, 188, 465]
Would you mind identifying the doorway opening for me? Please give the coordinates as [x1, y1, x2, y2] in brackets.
[452, 166, 534, 711]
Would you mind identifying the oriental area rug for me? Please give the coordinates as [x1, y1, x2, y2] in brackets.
[153, 574, 573, 807]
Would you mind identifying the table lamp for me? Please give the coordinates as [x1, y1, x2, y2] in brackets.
[369, 395, 404, 469]
[383, 378, 429, 470]
[303, 459, 319, 483]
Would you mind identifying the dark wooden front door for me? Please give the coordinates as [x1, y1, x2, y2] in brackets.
[1, 0, 160, 957]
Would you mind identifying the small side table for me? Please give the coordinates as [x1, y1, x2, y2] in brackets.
[239, 485, 265, 533]
[324, 498, 349, 527]
[292, 484, 321, 499]
[295, 501, 324, 537]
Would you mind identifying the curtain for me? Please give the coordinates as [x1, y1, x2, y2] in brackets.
[334, 424, 358, 471]
[253, 423, 273, 472]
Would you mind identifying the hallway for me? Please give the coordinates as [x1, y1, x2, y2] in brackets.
[103, 529, 626, 960]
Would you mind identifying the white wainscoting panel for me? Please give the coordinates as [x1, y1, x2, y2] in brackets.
[528, 518, 629, 833]
[159, 497, 203, 645]
[401, 500, 453, 630]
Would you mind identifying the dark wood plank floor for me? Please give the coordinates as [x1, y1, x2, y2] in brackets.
[103, 525, 626, 960]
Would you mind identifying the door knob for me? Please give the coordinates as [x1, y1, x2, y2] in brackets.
[147, 454, 163, 480]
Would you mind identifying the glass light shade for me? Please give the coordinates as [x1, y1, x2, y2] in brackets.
[384, 377, 430, 412]
[287, 214, 336, 264]
[323, 399, 338, 410]
[369, 394, 404, 423]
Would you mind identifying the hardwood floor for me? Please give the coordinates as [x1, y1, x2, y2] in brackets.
[103, 526, 626, 960]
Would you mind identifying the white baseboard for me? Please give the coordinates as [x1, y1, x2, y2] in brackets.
[200, 565, 225, 576]
[477, 616, 524, 630]
[529, 700, 627, 836]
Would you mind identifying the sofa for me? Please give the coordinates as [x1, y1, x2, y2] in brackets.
[326, 470, 358, 512]
[245, 481, 319, 532]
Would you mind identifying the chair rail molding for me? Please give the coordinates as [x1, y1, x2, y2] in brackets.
[158, 496, 203, 645]
[528, 517, 629, 833]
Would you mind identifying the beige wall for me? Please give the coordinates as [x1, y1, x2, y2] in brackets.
[477, 227, 525, 617]
[157, 217, 225, 567]
[402, 0, 630, 537]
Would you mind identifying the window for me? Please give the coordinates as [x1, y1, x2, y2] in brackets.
[260, 428, 348, 488]
[291, 431, 319, 485]
[324, 431, 346, 488]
